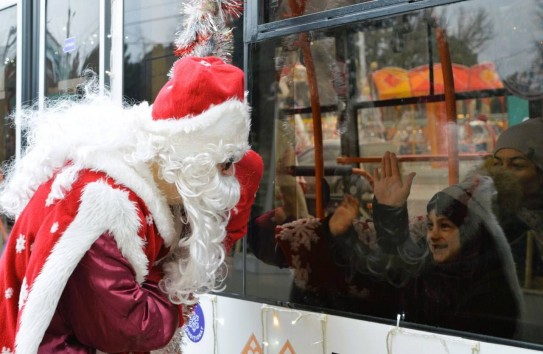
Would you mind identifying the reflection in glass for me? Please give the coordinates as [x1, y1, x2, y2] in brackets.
[0, 5, 17, 250]
[247, 0, 543, 344]
[123, 0, 178, 103]
[263, 0, 371, 23]
[0, 5, 16, 166]
[45, 1, 99, 97]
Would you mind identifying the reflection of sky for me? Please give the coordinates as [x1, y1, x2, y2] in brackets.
[124, 0, 180, 63]
[0, 5, 17, 61]
[436, 0, 543, 78]
[47, 0, 99, 72]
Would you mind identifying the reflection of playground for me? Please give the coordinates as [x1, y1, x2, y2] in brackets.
[371, 62, 507, 159]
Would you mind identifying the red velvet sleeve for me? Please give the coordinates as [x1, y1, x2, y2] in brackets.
[58, 233, 180, 353]
[225, 149, 264, 252]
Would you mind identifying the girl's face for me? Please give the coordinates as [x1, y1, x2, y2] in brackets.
[493, 148, 541, 195]
[426, 210, 462, 263]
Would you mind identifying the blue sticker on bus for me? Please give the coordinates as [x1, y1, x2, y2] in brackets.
[63, 37, 77, 53]
[185, 303, 205, 343]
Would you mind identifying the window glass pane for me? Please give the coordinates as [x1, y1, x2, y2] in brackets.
[247, 0, 543, 344]
[263, 0, 371, 23]
[0, 5, 16, 165]
[123, 0, 178, 103]
[45, 1, 99, 97]
[0, 5, 16, 250]
[123, 2, 243, 104]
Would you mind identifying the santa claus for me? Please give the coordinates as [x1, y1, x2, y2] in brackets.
[0, 55, 262, 353]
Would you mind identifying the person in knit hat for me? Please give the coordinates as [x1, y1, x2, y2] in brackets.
[0, 56, 260, 353]
[493, 117, 543, 210]
[486, 117, 543, 288]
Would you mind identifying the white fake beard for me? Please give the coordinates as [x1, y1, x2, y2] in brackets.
[159, 156, 240, 305]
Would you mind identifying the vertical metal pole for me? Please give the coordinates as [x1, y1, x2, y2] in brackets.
[99, 0, 105, 95]
[15, 0, 23, 161]
[299, 35, 324, 219]
[38, 0, 45, 109]
[242, 0, 258, 298]
[436, 26, 459, 185]
[286, 0, 324, 218]
[110, 0, 123, 104]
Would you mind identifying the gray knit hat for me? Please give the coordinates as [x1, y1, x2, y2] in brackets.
[494, 118, 543, 171]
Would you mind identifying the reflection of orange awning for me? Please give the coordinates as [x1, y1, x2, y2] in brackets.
[371, 67, 411, 100]
[468, 62, 504, 91]
[408, 63, 470, 96]
[372, 63, 503, 100]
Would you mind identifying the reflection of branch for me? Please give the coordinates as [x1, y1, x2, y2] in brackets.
[2, 26, 17, 63]
[455, 8, 492, 52]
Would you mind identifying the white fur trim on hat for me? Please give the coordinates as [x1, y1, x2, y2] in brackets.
[145, 98, 251, 159]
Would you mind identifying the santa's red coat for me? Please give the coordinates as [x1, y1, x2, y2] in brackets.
[0, 168, 182, 353]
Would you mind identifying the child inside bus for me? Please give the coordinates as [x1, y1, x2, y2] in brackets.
[370, 152, 523, 338]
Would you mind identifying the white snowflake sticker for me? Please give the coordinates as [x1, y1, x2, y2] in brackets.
[18, 278, 29, 309]
[50, 222, 59, 234]
[15, 234, 26, 254]
[5, 288, 13, 299]
[1, 346, 13, 354]
[145, 214, 153, 225]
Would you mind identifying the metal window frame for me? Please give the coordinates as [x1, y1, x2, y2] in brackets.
[246, 0, 468, 41]
[0, 0, 31, 161]
[0, 0, 38, 160]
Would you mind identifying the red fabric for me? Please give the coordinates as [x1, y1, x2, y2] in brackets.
[41, 233, 179, 353]
[0, 169, 181, 353]
[224, 150, 264, 252]
[152, 56, 244, 120]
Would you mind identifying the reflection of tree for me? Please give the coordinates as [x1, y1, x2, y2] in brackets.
[45, 3, 99, 96]
[364, 8, 493, 69]
[437, 8, 493, 66]
[500, 1, 543, 100]
[1, 22, 17, 165]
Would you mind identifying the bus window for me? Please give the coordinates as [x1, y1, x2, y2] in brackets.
[45, 1, 99, 97]
[0, 4, 16, 252]
[245, 0, 543, 345]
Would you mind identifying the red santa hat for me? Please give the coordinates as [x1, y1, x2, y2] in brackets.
[146, 55, 251, 159]
[147, 55, 262, 256]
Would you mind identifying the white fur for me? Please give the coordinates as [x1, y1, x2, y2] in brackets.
[141, 99, 251, 159]
[15, 180, 147, 354]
